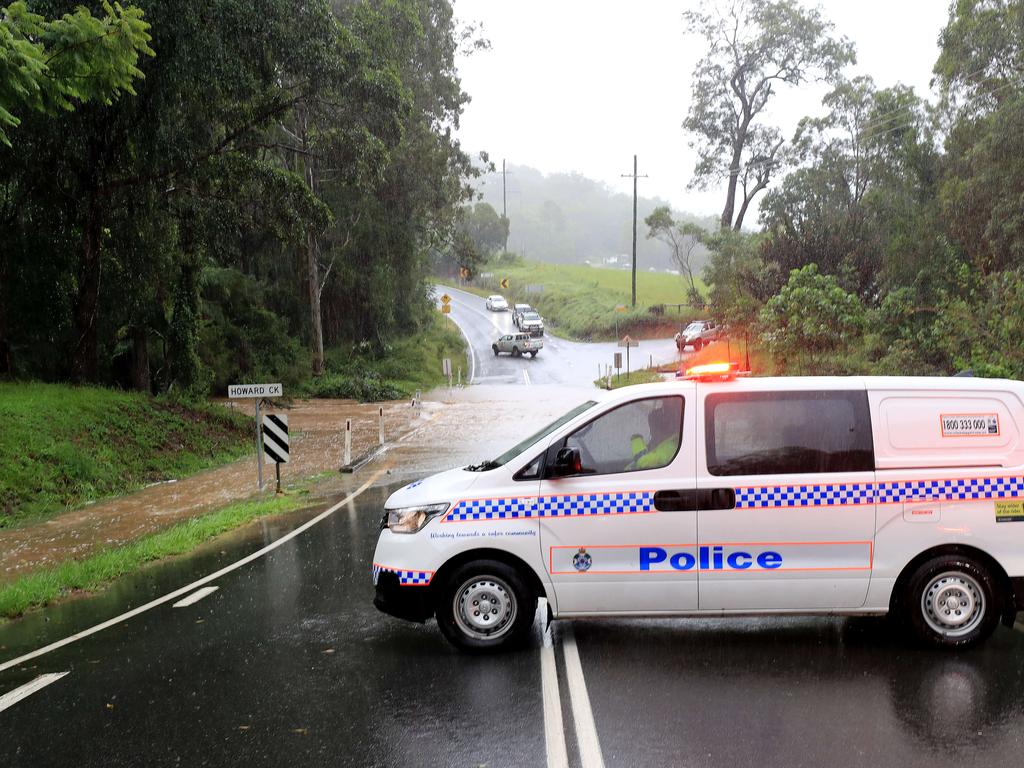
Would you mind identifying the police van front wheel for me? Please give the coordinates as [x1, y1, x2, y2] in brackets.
[436, 560, 535, 653]
[902, 555, 1000, 648]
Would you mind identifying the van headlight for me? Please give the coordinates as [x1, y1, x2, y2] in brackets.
[385, 503, 450, 533]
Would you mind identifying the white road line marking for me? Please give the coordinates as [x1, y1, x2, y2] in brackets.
[0, 672, 69, 713]
[0, 468, 386, 674]
[523, 368, 532, 386]
[562, 624, 605, 768]
[539, 600, 569, 768]
[172, 586, 219, 608]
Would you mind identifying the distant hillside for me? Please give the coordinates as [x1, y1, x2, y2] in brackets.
[471, 162, 718, 273]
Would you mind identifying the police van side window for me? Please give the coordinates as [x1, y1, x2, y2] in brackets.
[547, 396, 684, 477]
[705, 391, 874, 476]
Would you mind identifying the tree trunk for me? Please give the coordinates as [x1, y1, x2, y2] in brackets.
[0, 252, 10, 376]
[720, 145, 743, 229]
[307, 232, 325, 377]
[130, 325, 150, 392]
[734, 193, 753, 232]
[71, 192, 102, 382]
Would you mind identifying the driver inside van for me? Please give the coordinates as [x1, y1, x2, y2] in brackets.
[628, 401, 679, 470]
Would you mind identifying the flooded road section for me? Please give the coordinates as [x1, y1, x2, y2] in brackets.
[4, 388, 1024, 766]
[0, 399, 433, 582]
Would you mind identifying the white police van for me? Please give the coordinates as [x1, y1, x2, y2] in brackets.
[373, 364, 1024, 652]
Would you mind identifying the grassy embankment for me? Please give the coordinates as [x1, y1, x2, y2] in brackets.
[0, 383, 252, 529]
[0, 481, 325, 619]
[301, 312, 469, 400]
[458, 259, 708, 341]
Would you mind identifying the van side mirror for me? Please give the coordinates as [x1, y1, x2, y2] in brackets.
[551, 447, 582, 477]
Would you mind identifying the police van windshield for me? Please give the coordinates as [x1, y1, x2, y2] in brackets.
[467, 400, 598, 471]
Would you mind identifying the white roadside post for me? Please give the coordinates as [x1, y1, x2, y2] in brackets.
[378, 406, 385, 446]
[228, 382, 283, 490]
[442, 357, 452, 392]
[344, 419, 352, 467]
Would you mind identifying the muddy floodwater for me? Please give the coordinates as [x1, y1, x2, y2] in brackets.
[0, 387, 589, 582]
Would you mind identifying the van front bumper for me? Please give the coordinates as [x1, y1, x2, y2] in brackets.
[374, 570, 435, 623]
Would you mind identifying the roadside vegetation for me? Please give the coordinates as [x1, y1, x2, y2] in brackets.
[300, 313, 468, 400]
[455, 258, 708, 341]
[665, 1, 1024, 380]
[0, 483, 325, 619]
[0, 383, 250, 528]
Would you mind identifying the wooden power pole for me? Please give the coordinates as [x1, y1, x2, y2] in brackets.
[621, 155, 647, 307]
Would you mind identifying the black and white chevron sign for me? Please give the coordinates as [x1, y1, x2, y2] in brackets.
[262, 414, 289, 464]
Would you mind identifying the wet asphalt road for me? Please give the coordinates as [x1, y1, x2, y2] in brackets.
[437, 285, 684, 386]
[5, 322, 1024, 766]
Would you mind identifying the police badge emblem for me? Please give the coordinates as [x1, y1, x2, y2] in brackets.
[572, 547, 592, 572]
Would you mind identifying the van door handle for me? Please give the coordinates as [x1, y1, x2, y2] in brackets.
[699, 488, 736, 510]
[653, 489, 699, 512]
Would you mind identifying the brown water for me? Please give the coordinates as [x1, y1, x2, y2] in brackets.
[0, 398, 437, 582]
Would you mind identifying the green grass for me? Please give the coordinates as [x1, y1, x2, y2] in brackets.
[299, 312, 469, 401]
[0, 384, 252, 528]
[593, 368, 665, 390]
[458, 259, 707, 341]
[0, 487, 320, 619]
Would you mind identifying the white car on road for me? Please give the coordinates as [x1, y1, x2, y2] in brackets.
[485, 295, 509, 311]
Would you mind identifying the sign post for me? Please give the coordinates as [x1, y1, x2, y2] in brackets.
[442, 357, 452, 389]
[229, 383, 283, 490]
[617, 336, 639, 382]
[440, 293, 451, 325]
[261, 413, 289, 494]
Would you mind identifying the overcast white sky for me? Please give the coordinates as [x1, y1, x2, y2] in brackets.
[453, 0, 951, 219]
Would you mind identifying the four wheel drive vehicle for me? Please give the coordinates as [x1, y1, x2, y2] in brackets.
[675, 320, 723, 351]
[373, 369, 1024, 652]
[512, 303, 533, 328]
[485, 295, 508, 311]
[518, 311, 545, 337]
[491, 332, 542, 358]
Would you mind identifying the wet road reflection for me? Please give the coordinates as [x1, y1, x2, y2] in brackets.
[571, 615, 1024, 768]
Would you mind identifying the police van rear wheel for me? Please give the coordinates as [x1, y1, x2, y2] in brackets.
[437, 560, 534, 653]
[903, 556, 1000, 648]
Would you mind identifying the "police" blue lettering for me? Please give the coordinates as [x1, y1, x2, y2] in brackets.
[639, 547, 783, 571]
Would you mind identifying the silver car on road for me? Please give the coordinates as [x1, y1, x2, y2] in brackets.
[492, 332, 543, 358]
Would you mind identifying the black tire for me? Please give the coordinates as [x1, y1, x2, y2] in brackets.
[900, 554, 1001, 648]
[492, 344, 499, 356]
[692, 339, 703, 351]
[436, 559, 536, 653]
[512, 346, 520, 357]
[529, 351, 537, 358]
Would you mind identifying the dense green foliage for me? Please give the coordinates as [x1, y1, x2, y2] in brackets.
[465, 259, 706, 341]
[0, 383, 250, 526]
[0, 0, 478, 394]
[0, 1, 153, 145]
[698, 0, 1024, 380]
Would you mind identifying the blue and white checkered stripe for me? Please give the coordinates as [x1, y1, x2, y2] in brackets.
[446, 491, 654, 521]
[735, 476, 1024, 509]
[373, 565, 433, 586]
[537, 491, 653, 517]
[440, 476, 1024, 520]
[735, 482, 875, 509]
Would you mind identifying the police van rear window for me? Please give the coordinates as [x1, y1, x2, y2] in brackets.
[705, 391, 874, 476]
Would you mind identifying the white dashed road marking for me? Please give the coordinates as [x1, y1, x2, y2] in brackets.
[172, 586, 219, 608]
[524, 368, 532, 386]
[562, 624, 606, 768]
[0, 672, 69, 713]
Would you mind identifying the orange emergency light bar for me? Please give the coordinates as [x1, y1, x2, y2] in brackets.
[681, 361, 750, 382]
